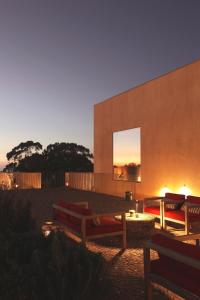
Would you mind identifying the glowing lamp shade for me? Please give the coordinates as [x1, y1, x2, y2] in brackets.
[160, 186, 171, 197]
[178, 185, 191, 197]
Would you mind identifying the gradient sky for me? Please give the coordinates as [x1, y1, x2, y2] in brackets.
[1, 0, 200, 170]
[113, 128, 141, 166]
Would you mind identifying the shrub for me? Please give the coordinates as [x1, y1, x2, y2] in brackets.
[0, 191, 35, 234]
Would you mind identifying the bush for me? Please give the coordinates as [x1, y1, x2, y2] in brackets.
[0, 193, 108, 300]
[0, 191, 35, 234]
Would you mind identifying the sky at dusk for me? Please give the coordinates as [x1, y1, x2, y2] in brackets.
[113, 128, 141, 166]
[1, 0, 200, 170]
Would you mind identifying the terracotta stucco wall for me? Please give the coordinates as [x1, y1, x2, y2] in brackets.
[94, 60, 200, 198]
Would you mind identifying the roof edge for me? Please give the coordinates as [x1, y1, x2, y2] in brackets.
[94, 57, 200, 107]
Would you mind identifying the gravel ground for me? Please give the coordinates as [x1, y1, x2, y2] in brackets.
[1, 187, 184, 300]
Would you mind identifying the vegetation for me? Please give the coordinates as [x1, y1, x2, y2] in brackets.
[3, 141, 93, 173]
[0, 193, 107, 300]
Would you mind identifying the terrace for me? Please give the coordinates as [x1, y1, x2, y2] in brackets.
[1, 186, 189, 300]
[1, 61, 200, 299]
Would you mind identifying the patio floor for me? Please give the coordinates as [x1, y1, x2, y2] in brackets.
[3, 187, 186, 300]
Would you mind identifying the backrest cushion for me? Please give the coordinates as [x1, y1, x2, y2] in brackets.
[180, 196, 200, 214]
[180, 202, 200, 214]
[187, 196, 200, 205]
[58, 201, 92, 215]
[58, 200, 71, 209]
[165, 193, 185, 201]
[68, 203, 92, 215]
[165, 201, 180, 210]
[152, 234, 200, 261]
[165, 193, 185, 210]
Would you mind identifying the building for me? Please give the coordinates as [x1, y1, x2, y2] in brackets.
[94, 59, 200, 198]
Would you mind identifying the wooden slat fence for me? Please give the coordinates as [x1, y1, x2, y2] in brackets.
[65, 172, 94, 191]
[0, 172, 93, 190]
[0, 172, 41, 189]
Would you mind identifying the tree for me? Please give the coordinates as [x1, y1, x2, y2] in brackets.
[3, 162, 17, 172]
[4, 141, 43, 172]
[16, 153, 45, 172]
[43, 142, 93, 172]
[4, 141, 93, 173]
[6, 141, 42, 164]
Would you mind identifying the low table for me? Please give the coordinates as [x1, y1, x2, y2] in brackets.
[116, 213, 155, 239]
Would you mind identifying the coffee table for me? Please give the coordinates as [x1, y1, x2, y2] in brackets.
[115, 212, 155, 239]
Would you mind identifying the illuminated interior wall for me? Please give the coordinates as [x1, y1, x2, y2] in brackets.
[94, 59, 200, 198]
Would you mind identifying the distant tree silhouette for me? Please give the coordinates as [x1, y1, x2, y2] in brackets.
[3, 162, 17, 172]
[43, 142, 93, 172]
[4, 141, 93, 172]
[16, 153, 45, 172]
[4, 141, 43, 172]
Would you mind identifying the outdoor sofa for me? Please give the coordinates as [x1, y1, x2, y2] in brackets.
[53, 200, 127, 248]
[163, 195, 200, 234]
[143, 193, 185, 228]
[143, 193, 200, 234]
[144, 233, 200, 299]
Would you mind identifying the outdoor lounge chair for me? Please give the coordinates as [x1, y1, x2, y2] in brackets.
[144, 233, 200, 299]
[143, 193, 185, 229]
[163, 195, 200, 234]
[53, 200, 127, 248]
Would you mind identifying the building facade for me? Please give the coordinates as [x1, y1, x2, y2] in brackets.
[94, 60, 200, 198]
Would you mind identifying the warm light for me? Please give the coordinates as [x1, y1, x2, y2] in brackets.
[66, 182, 69, 187]
[42, 221, 54, 237]
[44, 230, 50, 237]
[45, 221, 53, 226]
[178, 185, 191, 197]
[160, 186, 171, 197]
[42, 221, 60, 237]
[137, 176, 141, 182]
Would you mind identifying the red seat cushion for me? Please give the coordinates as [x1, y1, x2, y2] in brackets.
[55, 215, 122, 236]
[164, 210, 185, 221]
[151, 259, 200, 296]
[152, 234, 200, 260]
[144, 206, 161, 215]
[151, 234, 200, 296]
[86, 216, 122, 236]
[164, 210, 200, 222]
[54, 202, 123, 236]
